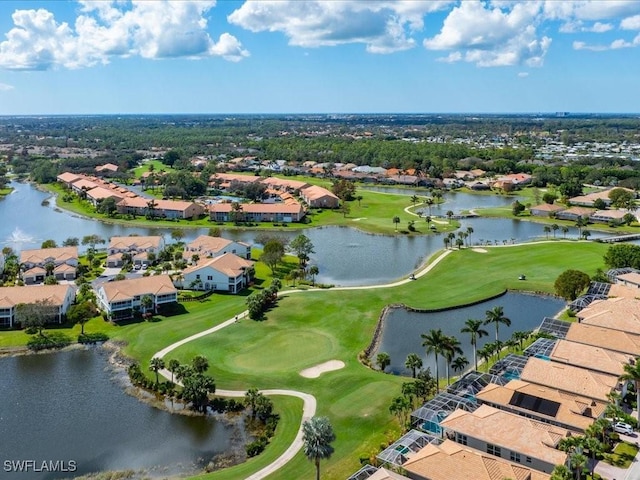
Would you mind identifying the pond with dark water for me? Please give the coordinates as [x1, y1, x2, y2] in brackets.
[0, 348, 244, 480]
[374, 292, 567, 376]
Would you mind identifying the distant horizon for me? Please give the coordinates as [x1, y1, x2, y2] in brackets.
[2, 111, 640, 118]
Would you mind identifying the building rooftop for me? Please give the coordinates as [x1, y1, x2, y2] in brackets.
[403, 440, 551, 480]
[100, 275, 177, 303]
[438, 405, 568, 469]
[476, 379, 606, 432]
[549, 338, 633, 376]
[0, 284, 73, 308]
[520, 357, 619, 401]
[565, 322, 640, 356]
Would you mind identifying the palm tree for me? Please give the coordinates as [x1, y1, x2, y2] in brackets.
[167, 358, 180, 384]
[446, 210, 454, 223]
[621, 361, 640, 425]
[149, 356, 165, 385]
[477, 345, 493, 372]
[424, 197, 434, 215]
[443, 237, 450, 250]
[443, 335, 463, 385]
[550, 465, 573, 480]
[410, 195, 419, 206]
[393, 215, 400, 232]
[451, 356, 468, 377]
[575, 217, 587, 237]
[302, 416, 336, 480]
[376, 352, 391, 372]
[466, 226, 474, 246]
[405, 353, 423, 378]
[421, 329, 447, 393]
[308, 265, 319, 286]
[562, 226, 569, 238]
[461, 319, 488, 371]
[582, 229, 591, 240]
[511, 330, 531, 351]
[484, 306, 511, 342]
[543, 225, 551, 239]
[570, 452, 588, 480]
[191, 355, 209, 374]
[583, 436, 602, 477]
[244, 387, 261, 419]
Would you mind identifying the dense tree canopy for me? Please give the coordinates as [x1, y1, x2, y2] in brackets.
[603, 244, 640, 269]
[554, 269, 591, 301]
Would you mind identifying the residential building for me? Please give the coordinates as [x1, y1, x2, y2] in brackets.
[0, 284, 76, 327]
[589, 209, 627, 225]
[520, 356, 619, 401]
[403, 440, 550, 480]
[106, 236, 164, 268]
[529, 203, 565, 217]
[209, 202, 306, 223]
[555, 207, 594, 222]
[548, 339, 632, 377]
[299, 185, 340, 209]
[438, 404, 569, 474]
[176, 253, 254, 293]
[577, 297, 640, 335]
[95, 275, 178, 321]
[565, 322, 640, 357]
[20, 246, 78, 284]
[115, 197, 205, 219]
[183, 235, 251, 261]
[475, 379, 606, 432]
[612, 272, 640, 289]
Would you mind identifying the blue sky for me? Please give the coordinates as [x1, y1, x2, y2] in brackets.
[0, 1, 639, 115]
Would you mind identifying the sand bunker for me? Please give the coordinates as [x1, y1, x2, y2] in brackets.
[299, 360, 346, 378]
[472, 248, 488, 253]
[351, 217, 367, 221]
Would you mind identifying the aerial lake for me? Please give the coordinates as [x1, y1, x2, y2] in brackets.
[374, 291, 567, 376]
[0, 348, 244, 480]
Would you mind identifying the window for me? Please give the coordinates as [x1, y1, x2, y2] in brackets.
[525, 457, 532, 464]
[196, 274, 200, 279]
[510, 452, 521, 463]
[207, 275, 213, 281]
[487, 444, 501, 457]
[456, 433, 467, 446]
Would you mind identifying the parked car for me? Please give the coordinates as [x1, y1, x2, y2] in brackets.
[612, 422, 634, 435]
[134, 264, 141, 270]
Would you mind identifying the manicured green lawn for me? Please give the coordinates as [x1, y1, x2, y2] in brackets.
[604, 441, 639, 468]
[132, 159, 176, 178]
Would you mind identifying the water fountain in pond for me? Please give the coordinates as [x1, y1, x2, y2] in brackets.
[4, 227, 37, 251]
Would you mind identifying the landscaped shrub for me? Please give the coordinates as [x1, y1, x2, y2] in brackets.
[245, 437, 268, 457]
[27, 332, 72, 351]
[78, 332, 109, 344]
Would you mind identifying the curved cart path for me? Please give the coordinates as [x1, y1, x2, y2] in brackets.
[152, 248, 453, 478]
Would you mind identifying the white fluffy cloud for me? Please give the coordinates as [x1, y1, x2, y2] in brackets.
[621, 14, 640, 30]
[573, 34, 640, 51]
[227, 0, 451, 54]
[0, 82, 14, 91]
[424, 1, 551, 67]
[0, 1, 249, 70]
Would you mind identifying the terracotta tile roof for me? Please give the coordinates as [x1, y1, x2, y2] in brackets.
[210, 173, 262, 183]
[565, 322, 640, 356]
[438, 406, 568, 468]
[261, 177, 309, 190]
[186, 235, 235, 253]
[403, 440, 550, 480]
[0, 284, 73, 308]
[608, 284, 640, 299]
[300, 185, 339, 201]
[22, 266, 47, 276]
[209, 203, 305, 214]
[520, 357, 618, 401]
[116, 197, 202, 212]
[20, 247, 78, 265]
[476, 379, 606, 432]
[100, 275, 176, 303]
[57, 172, 82, 184]
[615, 273, 640, 287]
[367, 467, 410, 480]
[183, 253, 254, 277]
[530, 203, 565, 212]
[578, 297, 640, 335]
[550, 339, 632, 376]
[85, 186, 124, 201]
[560, 206, 594, 216]
[108, 236, 163, 251]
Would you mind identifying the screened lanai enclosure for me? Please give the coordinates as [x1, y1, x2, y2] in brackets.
[376, 429, 440, 467]
[411, 392, 477, 434]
